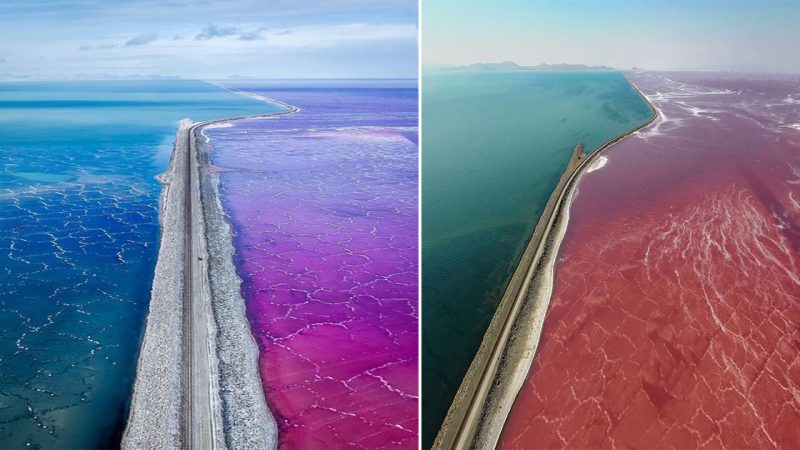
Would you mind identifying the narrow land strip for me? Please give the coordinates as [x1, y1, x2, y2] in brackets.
[184, 120, 225, 449]
[434, 78, 659, 450]
[194, 103, 296, 448]
[123, 100, 298, 449]
[123, 119, 191, 449]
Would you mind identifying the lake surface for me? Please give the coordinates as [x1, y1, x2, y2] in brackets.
[0, 80, 274, 448]
[420, 70, 652, 446]
[206, 80, 418, 449]
[500, 72, 800, 449]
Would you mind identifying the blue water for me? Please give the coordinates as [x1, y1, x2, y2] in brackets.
[0, 80, 279, 449]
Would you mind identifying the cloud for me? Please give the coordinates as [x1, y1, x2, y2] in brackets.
[238, 31, 261, 41]
[78, 35, 141, 52]
[255, 23, 417, 48]
[0, 2, 418, 80]
[195, 23, 265, 41]
[125, 32, 157, 46]
[190, 22, 415, 48]
[80, 43, 118, 51]
[0, 58, 5, 63]
[196, 23, 240, 40]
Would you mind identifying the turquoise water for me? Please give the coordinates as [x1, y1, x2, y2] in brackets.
[421, 70, 652, 446]
[0, 81, 278, 449]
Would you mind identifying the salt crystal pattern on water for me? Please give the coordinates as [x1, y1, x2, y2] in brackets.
[206, 82, 418, 449]
[0, 81, 273, 448]
[500, 72, 800, 449]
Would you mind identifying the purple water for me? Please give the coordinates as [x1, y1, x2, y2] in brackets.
[205, 81, 418, 449]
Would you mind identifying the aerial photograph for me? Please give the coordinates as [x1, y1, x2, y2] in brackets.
[422, 1, 800, 449]
[0, 1, 418, 449]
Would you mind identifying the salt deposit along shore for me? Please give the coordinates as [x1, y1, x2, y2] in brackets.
[204, 84, 419, 449]
[500, 72, 800, 449]
[433, 78, 659, 450]
[122, 103, 298, 449]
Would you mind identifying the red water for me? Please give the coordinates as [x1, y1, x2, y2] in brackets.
[500, 72, 800, 449]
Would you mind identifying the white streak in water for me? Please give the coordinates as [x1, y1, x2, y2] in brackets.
[586, 155, 608, 173]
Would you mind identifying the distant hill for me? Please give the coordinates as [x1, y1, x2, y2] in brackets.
[429, 61, 614, 72]
[464, 61, 526, 71]
[0, 73, 184, 82]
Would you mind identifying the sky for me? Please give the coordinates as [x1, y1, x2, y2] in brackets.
[423, 0, 800, 73]
[0, 0, 418, 80]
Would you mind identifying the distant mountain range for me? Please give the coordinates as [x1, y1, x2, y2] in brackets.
[0, 73, 184, 82]
[427, 61, 614, 72]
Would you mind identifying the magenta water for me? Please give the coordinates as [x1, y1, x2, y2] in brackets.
[205, 80, 418, 449]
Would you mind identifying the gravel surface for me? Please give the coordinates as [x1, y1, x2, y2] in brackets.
[121, 119, 192, 449]
[196, 130, 278, 449]
[123, 104, 296, 449]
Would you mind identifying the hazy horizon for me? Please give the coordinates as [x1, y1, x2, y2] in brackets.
[0, 76, 420, 82]
[421, 61, 800, 75]
[0, 0, 418, 81]
[423, 0, 800, 74]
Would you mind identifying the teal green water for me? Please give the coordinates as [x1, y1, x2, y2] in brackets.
[0, 80, 278, 448]
[421, 70, 652, 446]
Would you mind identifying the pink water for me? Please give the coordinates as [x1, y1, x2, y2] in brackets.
[500, 72, 800, 449]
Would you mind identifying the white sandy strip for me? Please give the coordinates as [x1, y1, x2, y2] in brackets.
[472, 184, 579, 450]
[200, 122, 233, 143]
[469, 77, 662, 449]
[636, 96, 668, 139]
[204, 122, 233, 129]
[784, 95, 800, 105]
[195, 128, 279, 449]
[238, 91, 277, 104]
[586, 155, 609, 173]
[124, 98, 299, 448]
[204, 81, 301, 113]
[123, 120, 193, 449]
[783, 122, 800, 131]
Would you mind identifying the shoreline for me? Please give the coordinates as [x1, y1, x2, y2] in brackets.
[122, 119, 191, 449]
[205, 80, 300, 114]
[498, 72, 800, 448]
[433, 76, 660, 449]
[122, 98, 298, 448]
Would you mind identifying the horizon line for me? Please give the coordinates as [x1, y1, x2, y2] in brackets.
[0, 77, 419, 83]
[421, 62, 800, 75]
